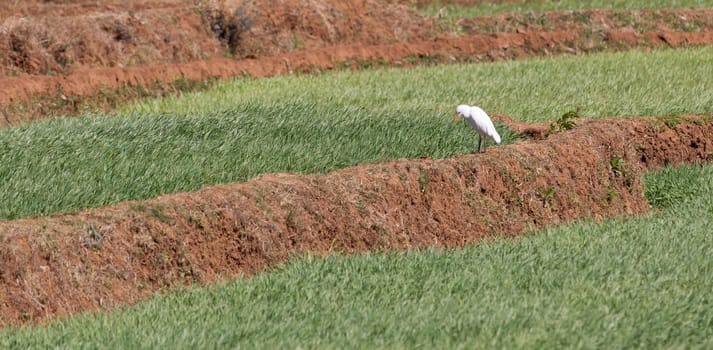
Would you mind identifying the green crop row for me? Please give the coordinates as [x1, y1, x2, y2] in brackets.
[126, 47, 713, 124]
[4, 164, 712, 349]
[0, 47, 711, 220]
[418, 0, 713, 17]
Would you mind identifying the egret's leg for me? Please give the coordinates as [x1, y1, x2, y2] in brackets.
[476, 135, 482, 153]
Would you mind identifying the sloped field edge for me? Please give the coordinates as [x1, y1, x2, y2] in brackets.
[2, 29, 713, 126]
[0, 114, 711, 326]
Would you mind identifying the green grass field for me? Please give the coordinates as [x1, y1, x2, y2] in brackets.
[1, 0, 712, 343]
[3, 164, 712, 349]
[0, 47, 711, 220]
[418, 0, 713, 17]
[125, 47, 713, 124]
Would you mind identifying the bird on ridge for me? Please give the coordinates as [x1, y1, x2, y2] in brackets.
[454, 104, 501, 153]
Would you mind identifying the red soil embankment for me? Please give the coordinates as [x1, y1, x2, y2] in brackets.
[1, 115, 711, 327]
[2, 29, 713, 107]
[2, 5, 713, 125]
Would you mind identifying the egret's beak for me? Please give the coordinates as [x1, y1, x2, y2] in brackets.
[453, 113, 459, 124]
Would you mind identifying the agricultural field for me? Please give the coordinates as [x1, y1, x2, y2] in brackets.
[417, 0, 713, 16]
[3, 165, 712, 348]
[0, 0, 712, 348]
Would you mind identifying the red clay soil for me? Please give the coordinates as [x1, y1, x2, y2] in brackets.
[1, 4, 713, 124]
[0, 115, 711, 327]
[2, 29, 713, 123]
[0, 0, 435, 76]
[458, 8, 713, 35]
[0, 1, 220, 76]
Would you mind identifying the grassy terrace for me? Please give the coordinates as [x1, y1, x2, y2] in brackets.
[0, 47, 711, 220]
[0, 0, 711, 342]
[125, 48, 713, 124]
[3, 164, 712, 348]
[418, 0, 713, 17]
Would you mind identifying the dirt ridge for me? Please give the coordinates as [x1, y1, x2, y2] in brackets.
[2, 30, 712, 108]
[2, 5, 712, 125]
[1, 115, 711, 327]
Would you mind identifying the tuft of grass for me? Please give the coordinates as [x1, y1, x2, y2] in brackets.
[3, 164, 712, 349]
[418, 168, 430, 192]
[644, 164, 713, 209]
[659, 114, 684, 129]
[610, 157, 625, 175]
[539, 186, 559, 207]
[547, 109, 581, 135]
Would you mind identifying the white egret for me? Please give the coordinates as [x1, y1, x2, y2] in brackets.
[454, 104, 501, 153]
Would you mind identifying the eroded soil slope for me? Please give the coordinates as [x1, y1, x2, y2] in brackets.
[1, 2, 713, 124]
[1, 115, 711, 326]
[0, 0, 434, 76]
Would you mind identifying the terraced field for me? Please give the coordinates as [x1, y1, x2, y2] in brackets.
[0, 0, 712, 348]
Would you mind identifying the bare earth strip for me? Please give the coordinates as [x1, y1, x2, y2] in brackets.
[1, 29, 713, 106]
[1, 30, 713, 125]
[0, 115, 711, 326]
[1, 6, 713, 124]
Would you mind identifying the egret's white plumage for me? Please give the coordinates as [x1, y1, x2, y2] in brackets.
[454, 104, 501, 153]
